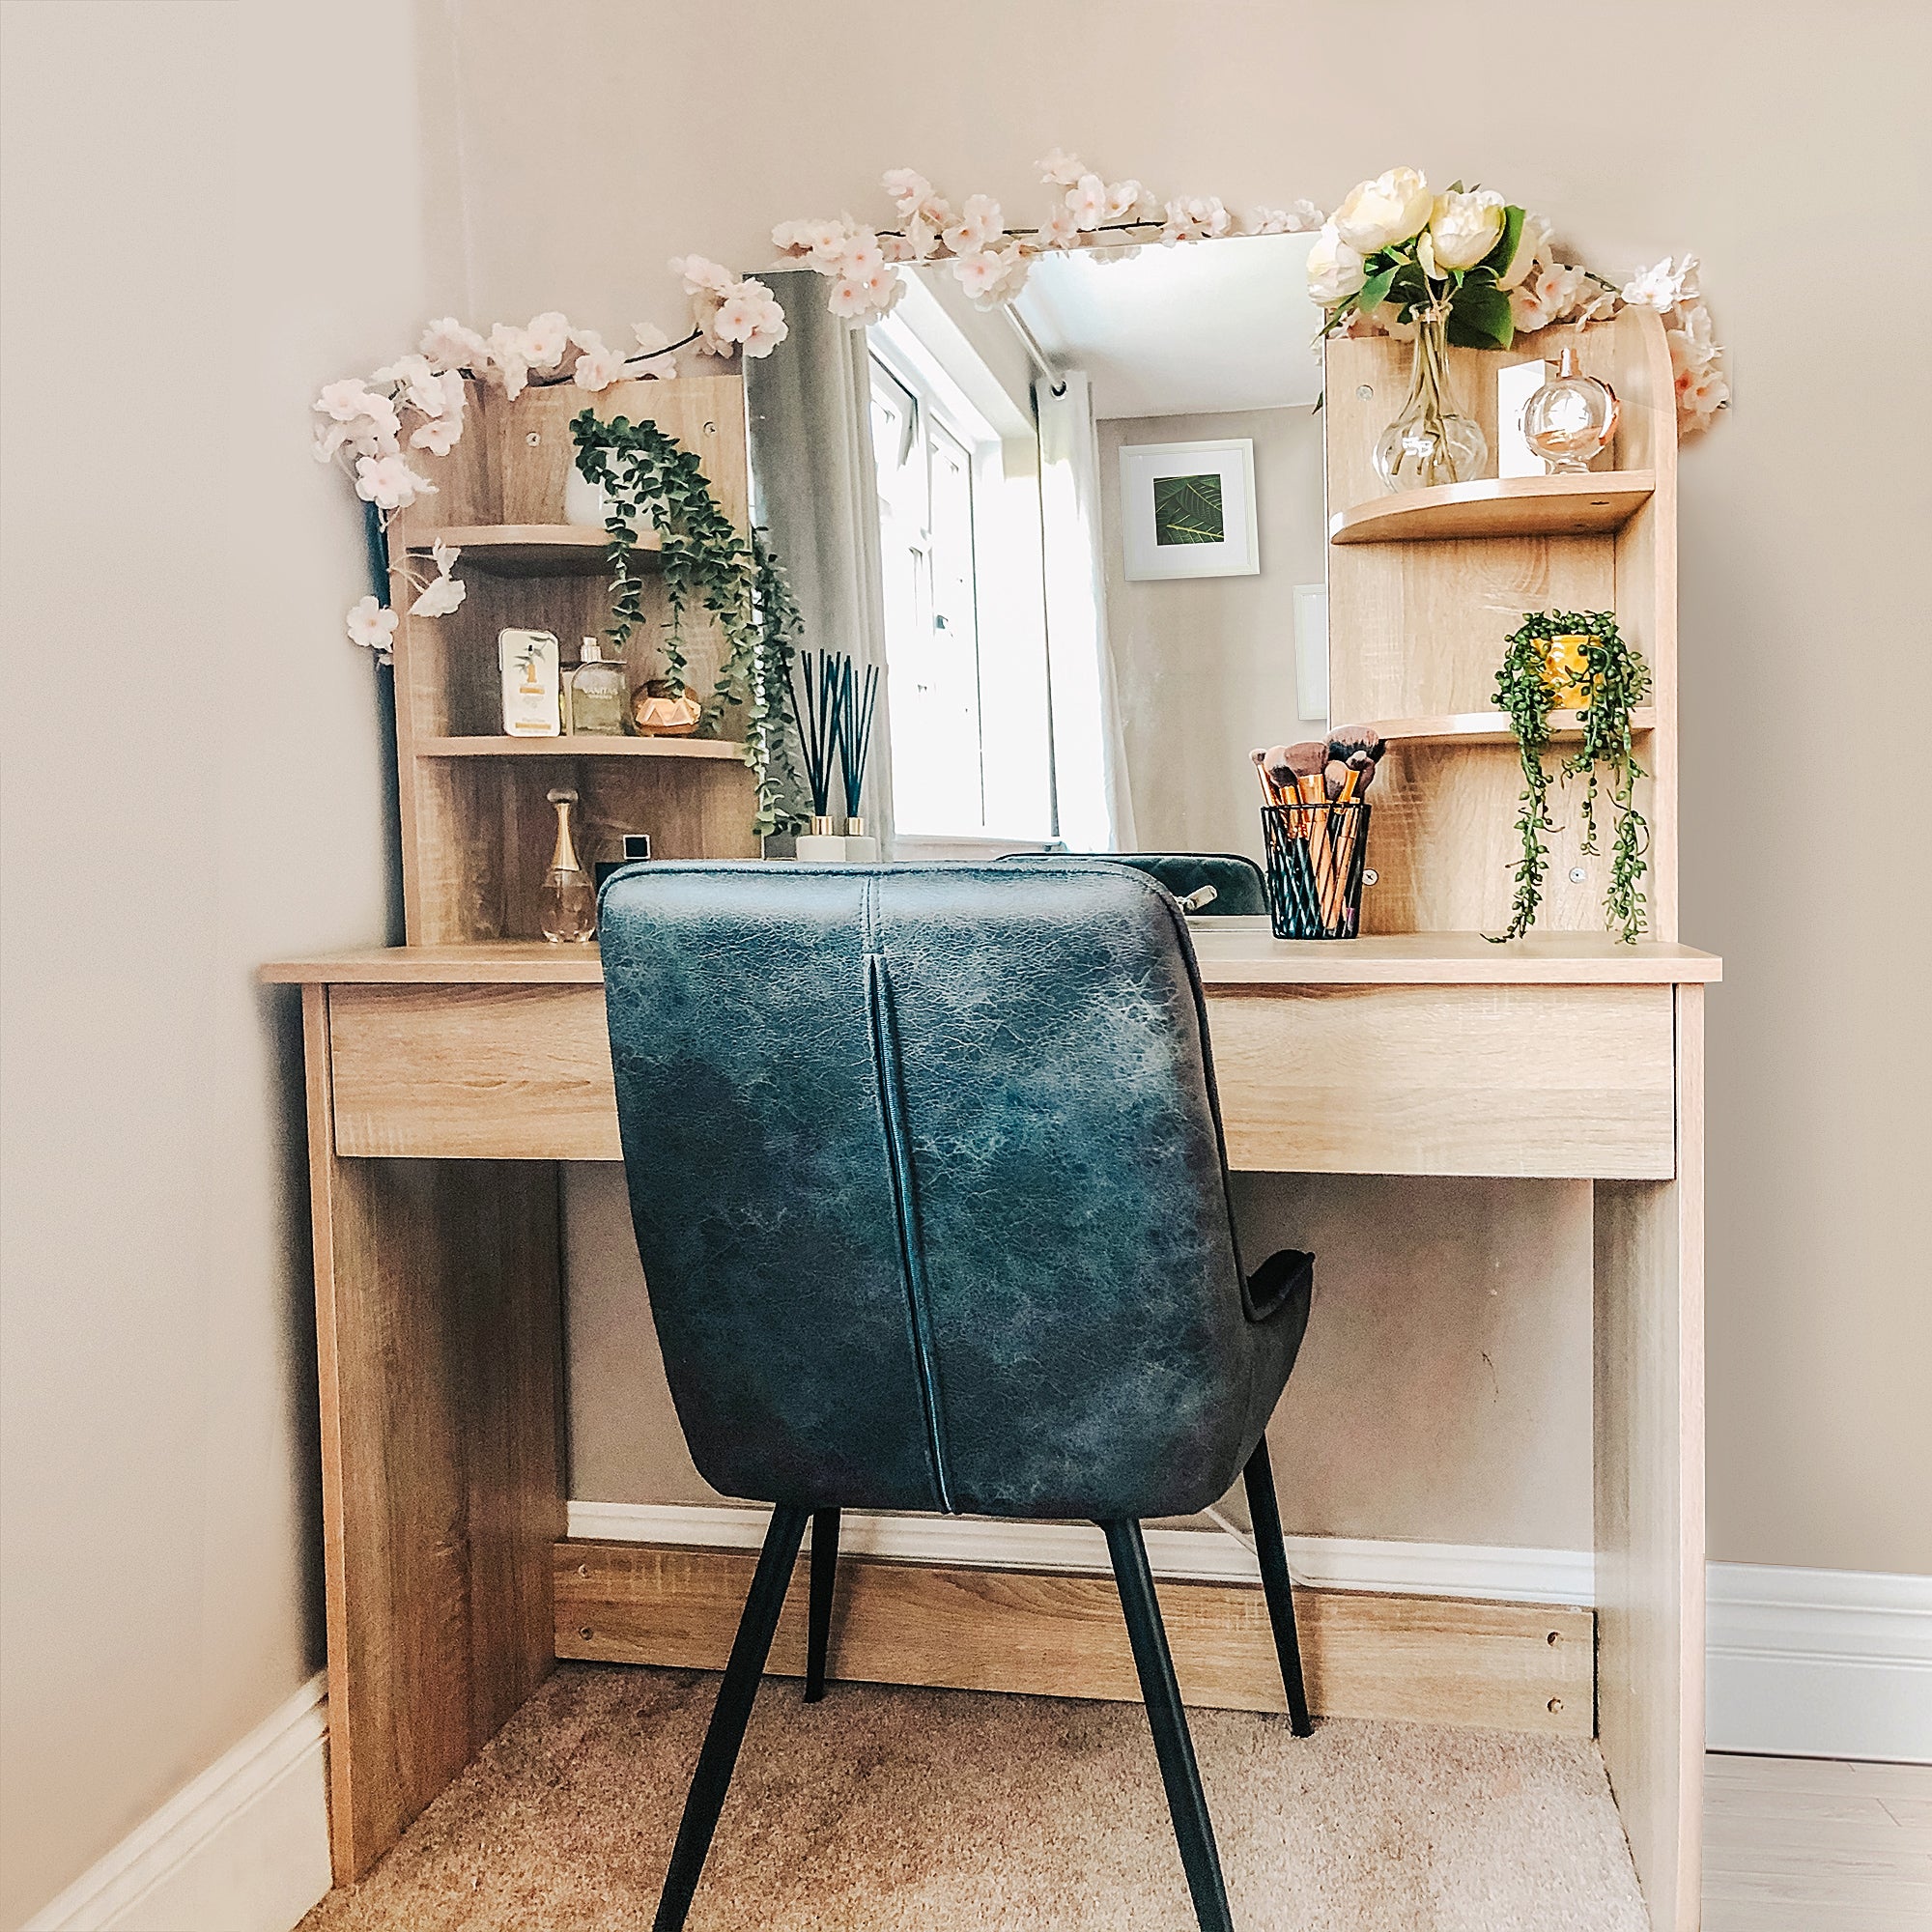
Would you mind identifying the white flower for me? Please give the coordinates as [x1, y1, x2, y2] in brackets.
[882, 167, 930, 213]
[418, 316, 488, 371]
[410, 573, 467, 617]
[942, 194, 1004, 254]
[1668, 302, 1726, 429]
[354, 452, 437, 511]
[1305, 223, 1368, 305]
[1509, 262, 1588, 333]
[837, 229, 885, 279]
[375, 352, 445, 417]
[669, 254, 734, 295]
[1496, 213, 1552, 290]
[410, 413, 462, 456]
[1037, 147, 1085, 185]
[1104, 180, 1151, 223]
[775, 219, 853, 273]
[1332, 167, 1434, 253]
[1160, 195, 1231, 244]
[1429, 188, 1507, 270]
[1676, 360, 1729, 431]
[483, 322, 533, 399]
[430, 538, 460, 578]
[1622, 253, 1700, 313]
[631, 323, 680, 379]
[1038, 202, 1083, 249]
[346, 595, 398, 658]
[1065, 174, 1108, 231]
[1416, 229, 1439, 280]
[523, 311, 570, 370]
[311, 381, 400, 461]
[901, 213, 943, 260]
[828, 265, 904, 321]
[706, 276, 788, 355]
[1244, 207, 1302, 235]
[570, 329, 625, 390]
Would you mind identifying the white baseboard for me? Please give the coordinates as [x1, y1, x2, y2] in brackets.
[564, 1499, 1597, 1606]
[1707, 1562, 1932, 1764]
[23, 1672, 332, 1932]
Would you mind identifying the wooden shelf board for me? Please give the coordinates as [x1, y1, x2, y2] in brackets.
[1368, 706, 1659, 748]
[1328, 471, 1656, 546]
[260, 931, 1721, 989]
[406, 525, 655, 577]
[416, 735, 744, 761]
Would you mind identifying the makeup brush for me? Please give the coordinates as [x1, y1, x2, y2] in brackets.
[1332, 751, 1381, 932]
[1282, 740, 1338, 926]
[1251, 748, 1290, 810]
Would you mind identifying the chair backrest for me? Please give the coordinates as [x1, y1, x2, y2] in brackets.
[599, 863, 1259, 1522]
[996, 850, 1267, 917]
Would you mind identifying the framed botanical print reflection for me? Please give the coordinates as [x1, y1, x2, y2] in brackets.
[1119, 438, 1260, 581]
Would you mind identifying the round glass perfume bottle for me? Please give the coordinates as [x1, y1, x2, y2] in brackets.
[540, 786, 596, 943]
[1521, 341, 1620, 473]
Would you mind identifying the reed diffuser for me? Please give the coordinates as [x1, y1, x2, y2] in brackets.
[789, 649, 881, 864]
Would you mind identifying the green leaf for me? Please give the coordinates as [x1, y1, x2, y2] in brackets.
[1355, 265, 1396, 315]
[1447, 276, 1514, 350]
[1482, 204, 1525, 279]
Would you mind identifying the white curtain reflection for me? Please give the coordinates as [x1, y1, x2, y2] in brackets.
[1037, 371, 1137, 851]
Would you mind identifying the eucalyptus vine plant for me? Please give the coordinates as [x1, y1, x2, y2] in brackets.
[1492, 610, 1652, 945]
[569, 409, 805, 837]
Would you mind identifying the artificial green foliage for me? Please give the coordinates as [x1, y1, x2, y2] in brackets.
[569, 410, 805, 836]
[1492, 610, 1652, 945]
[1323, 188, 1528, 351]
[1151, 471, 1224, 546]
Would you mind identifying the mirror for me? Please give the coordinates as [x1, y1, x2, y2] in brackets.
[746, 230, 1330, 866]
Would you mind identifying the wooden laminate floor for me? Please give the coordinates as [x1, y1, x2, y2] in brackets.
[1704, 1751, 1932, 1931]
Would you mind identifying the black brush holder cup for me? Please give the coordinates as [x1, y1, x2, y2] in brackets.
[1262, 801, 1371, 939]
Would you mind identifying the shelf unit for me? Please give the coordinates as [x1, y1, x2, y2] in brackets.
[385, 373, 757, 942]
[1323, 310, 1677, 939]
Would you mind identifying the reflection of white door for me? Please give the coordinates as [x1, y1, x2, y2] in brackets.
[869, 356, 986, 838]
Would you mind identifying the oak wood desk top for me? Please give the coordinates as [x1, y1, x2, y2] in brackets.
[263, 924, 1721, 989]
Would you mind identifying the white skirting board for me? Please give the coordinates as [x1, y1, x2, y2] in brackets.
[1706, 1562, 1932, 1764]
[24, 1536, 1929, 1932]
[21, 1672, 331, 1932]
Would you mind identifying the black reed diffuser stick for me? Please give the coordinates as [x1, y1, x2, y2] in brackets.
[787, 649, 846, 820]
[837, 658, 881, 823]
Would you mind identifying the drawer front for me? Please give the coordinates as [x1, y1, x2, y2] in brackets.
[329, 983, 621, 1159]
[1206, 984, 1676, 1179]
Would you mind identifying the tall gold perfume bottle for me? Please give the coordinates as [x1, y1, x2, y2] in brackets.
[540, 786, 596, 943]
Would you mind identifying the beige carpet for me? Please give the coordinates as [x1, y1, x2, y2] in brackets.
[299, 1663, 1649, 1930]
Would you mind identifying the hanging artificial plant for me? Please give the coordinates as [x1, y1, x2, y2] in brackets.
[569, 409, 805, 836]
[1492, 610, 1652, 945]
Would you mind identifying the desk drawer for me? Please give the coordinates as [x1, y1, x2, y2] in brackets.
[1207, 984, 1676, 1179]
[328, 983, 622, 1159]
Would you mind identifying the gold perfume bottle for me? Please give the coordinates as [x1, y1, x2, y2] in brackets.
[540, 786, 596, 943]
[567, 637, 628, 736]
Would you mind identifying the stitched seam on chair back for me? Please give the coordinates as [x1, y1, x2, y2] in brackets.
[861, 880, 956, 1514]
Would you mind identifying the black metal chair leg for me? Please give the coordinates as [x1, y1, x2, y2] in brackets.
[1243, 1437, 1313, 1737]
[1101, 1520, 1234, 1932]
[804, 1506, 840, 1702]
[653, 1504, 810, 1932]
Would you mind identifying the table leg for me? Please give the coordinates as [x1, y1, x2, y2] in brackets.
[303, 987, 565, 1883]
[1594, 984, 1705, 1931]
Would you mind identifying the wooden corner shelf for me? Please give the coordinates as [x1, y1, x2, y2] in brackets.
[407, 525, 658, 577]
[1327, 470, 1656, 546]
[415, 735, 745, 760]
[1368, 707, 1659, 748]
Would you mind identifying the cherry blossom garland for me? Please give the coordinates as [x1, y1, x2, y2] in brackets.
[318, 150, 1726, 661]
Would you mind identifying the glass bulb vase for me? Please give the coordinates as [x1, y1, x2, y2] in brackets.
[1373, 309, 1489, 493]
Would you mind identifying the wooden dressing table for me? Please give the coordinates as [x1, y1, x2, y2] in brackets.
[270, 307, 1718, 1930]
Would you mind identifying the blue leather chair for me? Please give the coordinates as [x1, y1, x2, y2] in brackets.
[601, 864, 1315, 1932]
[997, 848, 1269, 916]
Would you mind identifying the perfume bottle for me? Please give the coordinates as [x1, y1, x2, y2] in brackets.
[1521, 341, 1621, 474]
[567, 637, 628, 736]
[540, 786, 597, 943]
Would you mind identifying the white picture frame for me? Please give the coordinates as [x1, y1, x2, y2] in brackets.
[1119, 438, 1260, 581]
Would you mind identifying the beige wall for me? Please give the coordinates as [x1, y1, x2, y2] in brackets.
[440, 0, 1931, 1577]
[0, 3, 448, 1922]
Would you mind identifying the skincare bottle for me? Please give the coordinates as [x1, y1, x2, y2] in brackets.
[568, 637, 628, 736]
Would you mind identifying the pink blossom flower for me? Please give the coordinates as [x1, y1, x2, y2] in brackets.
[837, 229, 885, 279]
[1160, 196, 1232, 244]
[901, 214, 943, 260]
[1065, 175, 1108, 232]
[1104, 180, 1151, 224]
[630, 324, 681, 380]
[483, 323, 533, 398]
[346, 595, 399, 658]
[1037, 148, 1085, 186]
[314, 378, 391, 425]
[311, 381, 400, 461]
[1243, 199, 1324, 235]
[418, 316, 488, 372]
[570, 330, 625, 391]
[827, 265, 902, 321]
[375, 353, 444, 416]
[523, 312, 571, 370]
[1509, 263, 1587, 333]
[410, 573, 467, 617]
[669, 254, 734, 295]
[707, 277, 788, 356]
[951, 242, 1030, 306]
[410, 413, 463, 456]
[942, 194, 1004, 254]
[882, 168, 930, 213]
[1622, 254, 1700, 313]
[354, 453, 437, 512]
[1038, 203, 1083, 249]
